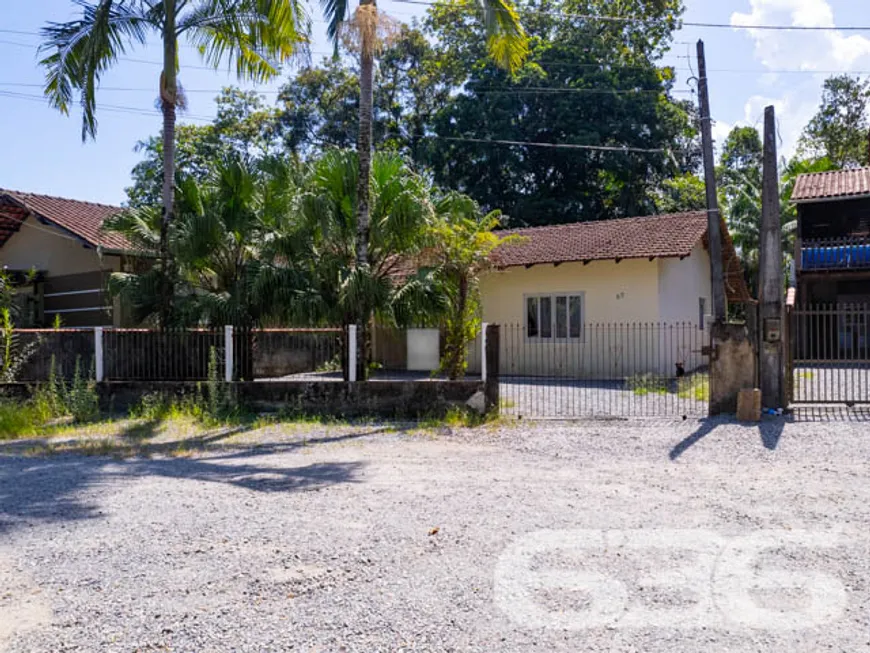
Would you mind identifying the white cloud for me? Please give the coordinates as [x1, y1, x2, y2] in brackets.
[727, 0, 870, 157]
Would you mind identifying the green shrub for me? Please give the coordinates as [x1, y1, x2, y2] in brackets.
[625, 373, 668, 395]
[0, 401, 45, 440]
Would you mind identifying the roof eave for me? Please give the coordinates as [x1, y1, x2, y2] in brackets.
[792, 192, 870, 205]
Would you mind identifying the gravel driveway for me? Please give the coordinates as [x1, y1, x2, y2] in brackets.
[2, 416, 870, 652]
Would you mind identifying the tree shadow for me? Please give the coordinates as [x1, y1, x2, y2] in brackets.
[0, 447, 366, 536]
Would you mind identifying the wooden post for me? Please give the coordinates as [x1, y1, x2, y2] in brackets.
[759, 105, 785, 409]
[697, 40, 727, 323]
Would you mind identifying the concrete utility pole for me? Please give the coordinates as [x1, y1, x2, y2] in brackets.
[759, 105, 785, 409]
[696, 40, 727, 323]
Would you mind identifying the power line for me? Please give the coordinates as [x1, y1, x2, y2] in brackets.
[435, 135, 667, 153]
[0, 90, 214, 122]
[391, 0, 870, 31]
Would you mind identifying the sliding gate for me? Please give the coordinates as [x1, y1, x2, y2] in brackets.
[497, 322, 712, 419]
[788, 304, 870, 405]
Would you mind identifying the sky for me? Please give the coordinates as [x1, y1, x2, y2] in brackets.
[1, 0, 869, 206]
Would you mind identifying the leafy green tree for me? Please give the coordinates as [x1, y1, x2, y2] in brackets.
[108, 157, 301, 327]
[798, 75, 870, 168]
[429, 195, 515, 379]
[423, 0, 694, 226]
[40, 0, 305, 325]
[263, 150, 445, 331]
[651, 172, 706, 213]
[126, 88, 282, 207]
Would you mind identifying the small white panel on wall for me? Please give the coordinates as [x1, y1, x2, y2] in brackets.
[407, 328, 440, 371]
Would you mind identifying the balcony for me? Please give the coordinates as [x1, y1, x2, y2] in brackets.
[800, 237, 870, 272]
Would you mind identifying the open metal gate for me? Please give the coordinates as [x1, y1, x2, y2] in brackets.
[787, 303, 870, 405]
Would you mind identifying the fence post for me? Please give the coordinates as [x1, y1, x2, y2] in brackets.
[224, 325, 234, 383]
[481, 323, 488, 382]
[94, 327, 104, 382]
[484, 323, 500, 413]
[348, 324, 358, 382]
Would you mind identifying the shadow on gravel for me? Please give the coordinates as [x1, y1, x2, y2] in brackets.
[669, 417, 785, 460]
[669, 419, 720, 460]
[789, 406, 870, 422]
[0, 449, 366, 536]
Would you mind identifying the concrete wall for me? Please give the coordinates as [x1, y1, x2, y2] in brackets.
[95, 380, 487, 419]
[658, 242, 712, 325]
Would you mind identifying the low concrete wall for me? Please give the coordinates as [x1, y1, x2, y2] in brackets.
[94, 379, 486, 419]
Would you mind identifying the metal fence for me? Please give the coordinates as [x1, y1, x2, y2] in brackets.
[789, 303, 870, 405]
[5, 327, 345, 383]
[498, 322, 711, 418]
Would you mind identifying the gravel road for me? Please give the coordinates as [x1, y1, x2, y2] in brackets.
[2, 415, 870, 652]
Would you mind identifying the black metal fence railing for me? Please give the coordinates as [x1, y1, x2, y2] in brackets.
[789, 303, 870, 405]
[11, 328, 96, 382]
[104, 328, 224, 381]
[498, 322, 711, 418]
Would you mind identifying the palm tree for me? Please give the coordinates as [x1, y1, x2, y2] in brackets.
[40, 0, 306, 326]
[322, 0, 528, 370]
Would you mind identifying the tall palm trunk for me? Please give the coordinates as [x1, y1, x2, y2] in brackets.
[159, 0, 178, 329]
[354, 0, 376, 379]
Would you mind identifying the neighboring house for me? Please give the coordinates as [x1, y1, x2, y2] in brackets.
[790, 167, 870, 358]
[791, 167, 870, 304]
[474, 211, 751, 377]
[0, 190, 133, 327]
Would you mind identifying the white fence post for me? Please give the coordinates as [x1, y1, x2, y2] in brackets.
[481, 323, 488, 383]
[94, 327, 104, 382]
[348, 324, 358, 382]
[224, 325, 234, 383]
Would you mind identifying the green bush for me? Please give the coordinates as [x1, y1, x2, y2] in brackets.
[625, 373, 668, 395]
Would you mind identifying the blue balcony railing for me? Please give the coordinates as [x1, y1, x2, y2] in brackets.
[801, 237, 870, 271]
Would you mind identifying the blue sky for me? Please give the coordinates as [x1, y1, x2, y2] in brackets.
[1, 0, 868, 205]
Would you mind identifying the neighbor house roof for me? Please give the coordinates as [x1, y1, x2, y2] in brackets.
[791, 167, 870, 203]
[493, 211, 752, 303]
[0, 189, 131, 252]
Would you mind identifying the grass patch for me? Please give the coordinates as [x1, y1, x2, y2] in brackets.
[625, 373, 668, 396]
[677, 373, 710, 402]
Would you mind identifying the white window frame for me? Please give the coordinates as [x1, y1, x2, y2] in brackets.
[524, 292, 585, 342]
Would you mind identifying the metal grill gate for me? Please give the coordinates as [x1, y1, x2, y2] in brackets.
[497, 322, 712, 419]
[787, 304, 870, 405]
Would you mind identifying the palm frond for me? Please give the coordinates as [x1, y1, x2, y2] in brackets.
[39, 0, 153, 140]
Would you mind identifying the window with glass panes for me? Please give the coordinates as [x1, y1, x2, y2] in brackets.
[525, 293, 584, 339]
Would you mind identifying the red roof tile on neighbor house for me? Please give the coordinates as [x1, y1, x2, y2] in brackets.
[493, 211, 710, 267]
[791, 167, 870, 202]
[0, 189, 131, 252]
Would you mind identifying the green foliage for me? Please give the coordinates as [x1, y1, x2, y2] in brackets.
[423, 0, 695, 226]
[652, 172, 706, 213]
[430, 196, 515, 379]
[0, 308, 40, 383]
[0, 402, 49, 441]
[677, 373, 709, 402]
[798, 75, 870, 168]
[39, 0, 306, 142]
[625, 373, 668, 396]
[67, 357, 101, 423]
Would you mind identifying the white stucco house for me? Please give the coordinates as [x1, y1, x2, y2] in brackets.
[472, 211, 751, 377]
[0, 190, 134, 327]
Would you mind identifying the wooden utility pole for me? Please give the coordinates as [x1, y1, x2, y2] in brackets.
[696, 40, 727, 322]
[759, 105, 785, 408]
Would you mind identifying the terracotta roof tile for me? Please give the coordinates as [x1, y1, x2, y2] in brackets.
[0, 189, 131, 252]
[493, 211, 753, 303]
[791, 167, 870, 202]
[494, 211, 710, 266]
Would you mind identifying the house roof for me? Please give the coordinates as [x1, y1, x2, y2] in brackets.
[0, 189, 131, 252]
[493, 211, 753, 303]
[791, 167, 870, 203]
